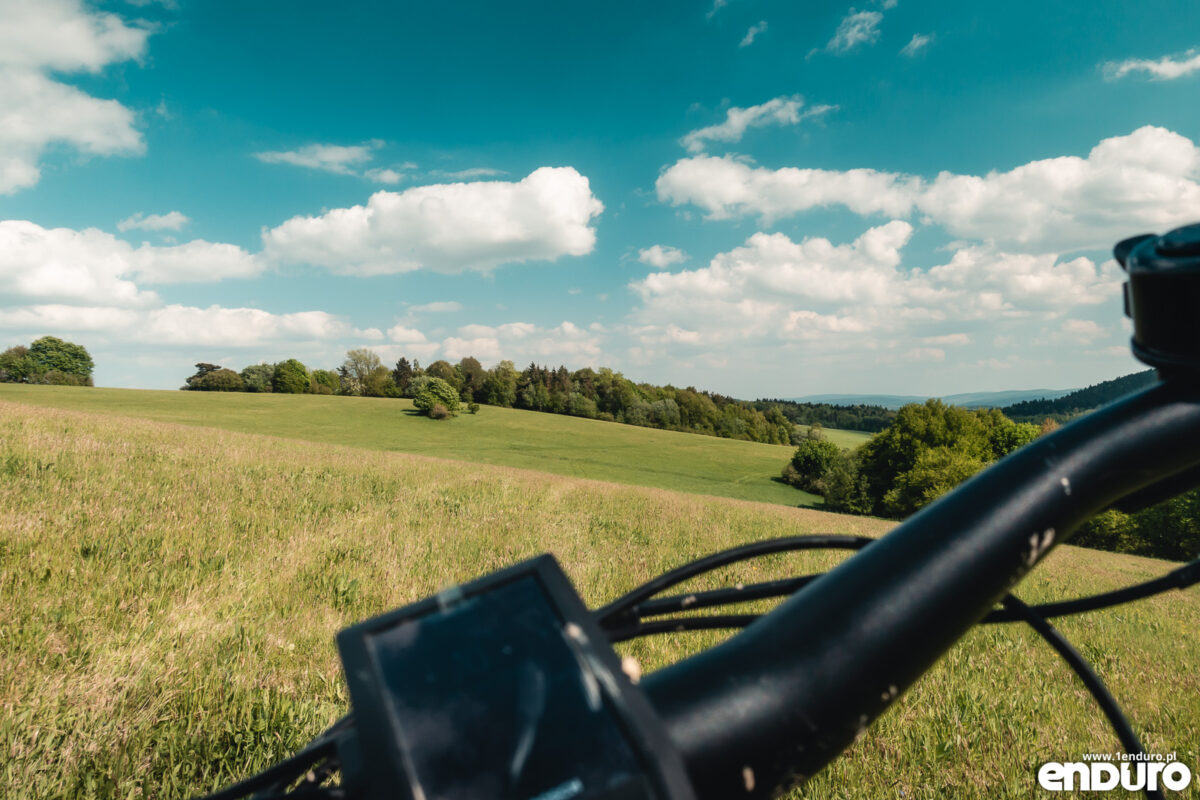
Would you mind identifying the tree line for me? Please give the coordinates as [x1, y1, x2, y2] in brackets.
[0, 337, 95, 386]
[183, 351, 795, 444]
[783, 398, 1196, 561]
[752, 399, 896, 432]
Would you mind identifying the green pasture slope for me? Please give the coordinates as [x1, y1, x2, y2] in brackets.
[0, 385, 868, 506]
[1, 401, 1197, 799]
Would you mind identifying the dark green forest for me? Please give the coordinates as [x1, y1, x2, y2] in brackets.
[1001, 370, 1157, 422]
[752, 399, 896, 432]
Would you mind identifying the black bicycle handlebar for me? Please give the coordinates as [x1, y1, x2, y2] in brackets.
[641, 375, 1200, 799]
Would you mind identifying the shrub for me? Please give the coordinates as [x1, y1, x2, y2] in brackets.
[467, 402, 480, 414]
[413, 377, 461, 417]
[39, 370, 93, 387]
[428, 403, 451, 420]
[310, 369, 341, 395]
[785, 438, 841, 492]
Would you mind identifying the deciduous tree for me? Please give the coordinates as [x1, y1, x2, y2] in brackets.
[272, 359, 310, 394]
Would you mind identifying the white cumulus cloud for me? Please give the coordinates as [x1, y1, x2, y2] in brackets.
[658, 126, 1200, 253]
[638, 245, 688, 269]
[0, 303, 371, 350]
[681, 96, 835, 154]
[0, 0, 150, 193]
[0, 0, 148, 73]
[628, 223, 1120, 355]
[262, 167, 604, 275]
[658, 154, 919, 220]
[0, 221, 262, 309]
[441, 321, 603, 365]
[1104, 48, 1200, 81]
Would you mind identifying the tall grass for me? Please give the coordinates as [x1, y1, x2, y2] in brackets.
[1, 400, 1196, 798]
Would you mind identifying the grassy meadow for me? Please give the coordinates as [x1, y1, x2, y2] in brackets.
[1, 397, 1198, 799]
[0, 385, 869, 508]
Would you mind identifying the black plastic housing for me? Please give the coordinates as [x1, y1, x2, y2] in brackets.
[1116, 223, 1200, 373]
[336, 555, 697, 800]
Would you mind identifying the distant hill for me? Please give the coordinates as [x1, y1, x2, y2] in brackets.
[772, 372, 1157, 430]
[1001, 370, 1157, 421]
[790, 388, 1074, 411]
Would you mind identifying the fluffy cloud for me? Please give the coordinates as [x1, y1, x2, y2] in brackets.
[0, 303, 373, 349]
[364, 168, 405, 184]
[824, 9, 882, 54]
[638, 245, 688, 269]
[262, 167, 604, 275]
[0, 221, 262, 308]
[680, 96, 835, 154]
[739, 21, 767, 48]
[441, 321, 603, 364]
[628, 223, 1120, 354]
[1104, 48, 1200, 81]
[0, 0, 148, 73]
[117, 211, 190, 232]
[658, 126, 1200, 252]
[0, 1, 149, 193]
[386, 324, 428, 343]
[658, 154, 919, 219]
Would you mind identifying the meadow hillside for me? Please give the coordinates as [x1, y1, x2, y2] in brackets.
[1, 400, 1197, 799]
[0, 385, 869, 507]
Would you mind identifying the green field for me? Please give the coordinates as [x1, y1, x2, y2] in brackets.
[0, 385, 869, 507]
[1, 398, 1197, 799]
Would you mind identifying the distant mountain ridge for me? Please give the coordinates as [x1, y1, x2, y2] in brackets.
[789, 388, 1075, 411]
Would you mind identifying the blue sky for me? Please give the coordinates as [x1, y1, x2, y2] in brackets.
[3, 0, 1200, 397]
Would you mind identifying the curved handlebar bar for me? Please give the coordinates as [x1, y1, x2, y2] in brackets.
[642, 376, 1200, 799]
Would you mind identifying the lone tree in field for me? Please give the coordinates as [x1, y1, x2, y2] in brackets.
[412, 377, 461, 418]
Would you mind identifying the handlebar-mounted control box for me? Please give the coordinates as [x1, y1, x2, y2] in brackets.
[1116, 223, 1200, 375]
[336, 555, 697, 800]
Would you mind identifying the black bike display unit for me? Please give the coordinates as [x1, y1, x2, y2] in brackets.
[201, 225, 1200, 800]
